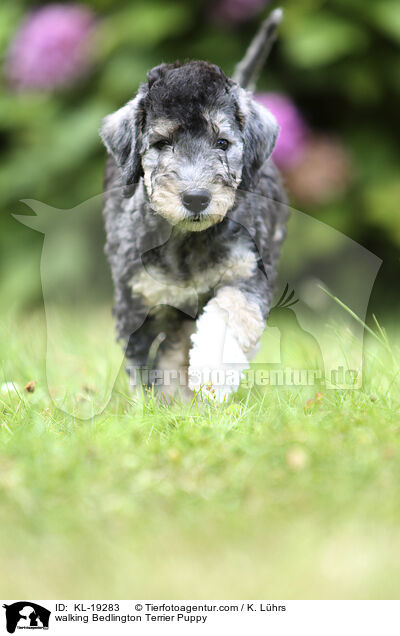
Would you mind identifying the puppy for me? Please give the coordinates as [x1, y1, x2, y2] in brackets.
[100, 10, 288, 401]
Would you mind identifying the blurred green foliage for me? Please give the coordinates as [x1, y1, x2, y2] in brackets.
[0, 0, 399, 310]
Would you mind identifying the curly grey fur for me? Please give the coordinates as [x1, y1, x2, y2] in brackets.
[100, 56, 288, 395]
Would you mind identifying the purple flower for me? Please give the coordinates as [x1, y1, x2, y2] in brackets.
[210, 0, 271, 24]
[5, 4, 95, 91]
[284, 135, 352, 206]
[254, 93, 308, 168]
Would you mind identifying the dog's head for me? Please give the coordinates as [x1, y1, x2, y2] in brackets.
[100, 61, 278, 232]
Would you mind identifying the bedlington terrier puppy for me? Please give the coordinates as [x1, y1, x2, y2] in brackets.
[100, 10, 288, 401]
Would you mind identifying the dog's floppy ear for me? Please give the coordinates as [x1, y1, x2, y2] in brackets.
[146, 61, 181, 87]
[146, 63, 169, 87]
[239, 93, 279, 190]
[100, 94, 145, 197]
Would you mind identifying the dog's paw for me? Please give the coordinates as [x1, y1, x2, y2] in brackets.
[188, 304, 249, 402]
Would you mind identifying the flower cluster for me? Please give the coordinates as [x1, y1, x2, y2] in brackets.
[5, 4, 95, 92]
[255, 92, 352, 205]
[254, 92, 308, 169]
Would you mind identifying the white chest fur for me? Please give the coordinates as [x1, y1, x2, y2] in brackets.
[129, 242, 257, 309]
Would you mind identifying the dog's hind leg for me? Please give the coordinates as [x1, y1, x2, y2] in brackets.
[154, 319, 196, 402]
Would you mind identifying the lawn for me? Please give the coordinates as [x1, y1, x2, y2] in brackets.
[0, 305, 399, 599]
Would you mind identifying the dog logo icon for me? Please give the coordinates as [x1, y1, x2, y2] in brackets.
[2, 602, 50, 633]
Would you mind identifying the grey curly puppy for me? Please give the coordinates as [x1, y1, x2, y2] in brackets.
[100, 9, 288, 400]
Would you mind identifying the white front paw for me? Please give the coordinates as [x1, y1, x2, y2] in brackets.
[188, 305, 249, 402]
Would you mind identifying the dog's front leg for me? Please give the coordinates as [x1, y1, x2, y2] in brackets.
[188, 286, 265, 401]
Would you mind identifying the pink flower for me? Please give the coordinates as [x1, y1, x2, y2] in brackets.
[5, 4, 95, 91]
[254, 93, 308, 168]
[210, 0, 271, 24]
[284, 135, 352, 206]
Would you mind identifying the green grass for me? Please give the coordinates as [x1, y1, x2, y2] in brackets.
[1, 306, 400, 599]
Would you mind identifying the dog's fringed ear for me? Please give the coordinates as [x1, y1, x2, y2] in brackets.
[146, 63, 168, 87]
[239, 94, 279, 190]
[146, 61, 181, 88]
[100, 95, 145, 197]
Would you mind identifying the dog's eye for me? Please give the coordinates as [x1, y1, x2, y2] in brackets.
[153, 139, 170, 150]
[216, 138, 230, 151]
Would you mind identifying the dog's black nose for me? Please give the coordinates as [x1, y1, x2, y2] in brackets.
[182, 189, 211, 214]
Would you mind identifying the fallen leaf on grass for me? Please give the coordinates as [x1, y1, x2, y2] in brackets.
[24, 381, 36, 393]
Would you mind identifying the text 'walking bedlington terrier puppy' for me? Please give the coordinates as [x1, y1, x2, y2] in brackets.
[100, 9, 288, 401]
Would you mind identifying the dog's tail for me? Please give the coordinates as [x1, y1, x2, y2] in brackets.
[232, 7, 283, 90]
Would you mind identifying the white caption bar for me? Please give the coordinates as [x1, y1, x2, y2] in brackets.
[1, 600, 399, 635]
